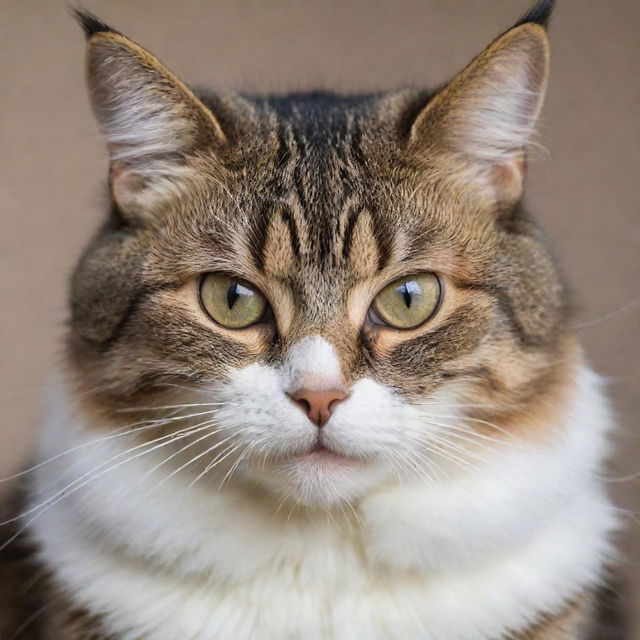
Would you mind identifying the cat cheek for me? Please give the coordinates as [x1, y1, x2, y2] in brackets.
[70, 233, 143, 344]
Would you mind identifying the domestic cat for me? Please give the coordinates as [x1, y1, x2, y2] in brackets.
[0, 0, 625, 638]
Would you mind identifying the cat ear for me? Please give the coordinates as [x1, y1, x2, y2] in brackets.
[408, 1, 553, 204]
[74, 10, 227, 218]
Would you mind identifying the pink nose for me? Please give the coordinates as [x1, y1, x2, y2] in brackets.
[289, 388, 347, 427]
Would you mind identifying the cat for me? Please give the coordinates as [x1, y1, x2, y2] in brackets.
[0, 1, 626, 638]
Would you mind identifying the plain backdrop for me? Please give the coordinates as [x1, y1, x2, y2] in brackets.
[1, 0, 639, 634]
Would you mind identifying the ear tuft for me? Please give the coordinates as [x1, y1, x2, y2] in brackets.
[514, 0, 556, 29]
[71, 7, 118, 39]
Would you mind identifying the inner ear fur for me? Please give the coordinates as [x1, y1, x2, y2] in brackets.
[408, 23, 550, 205]
[85, 30, 227, 218]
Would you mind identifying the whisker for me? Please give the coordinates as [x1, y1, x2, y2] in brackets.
[39, 409, 229, 494]
[414, 421, 506, 455]
[217, 441, 257, 491]
[402, 430, 497, 479]
[416, 402, 498, 409]
[0, 410, 200, 484]
[432, 422, 511, 445]
[415, 443, 451, 480]
[156, 382, 221, 395]
[425, 433, 490, 467]
[572, 295, 640, 329]
[344, 498, 362, 529]
[598, 470, 640, 484]
[400, 439, 454, 482]
[418, 413, 545, 450]
[115, 402, 231, 413]
[111, 425, 233, 503]
[114, 407, 224, 420]
[324, 504, 342, 532]
[389, 446, 436, 484]
[208, 441, 250, 486]
[0, 422, 213, 552]
[409, 426, 510, 472]
[421, 441, 475, 473]
[0, 419, 217, 529]
[272, 484, 296, 518]
[151, 433, 239, 493]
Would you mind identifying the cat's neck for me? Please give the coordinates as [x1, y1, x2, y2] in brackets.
[28, 364, 617, 640]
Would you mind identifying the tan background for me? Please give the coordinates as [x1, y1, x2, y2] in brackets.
[1, 0, 638, 635]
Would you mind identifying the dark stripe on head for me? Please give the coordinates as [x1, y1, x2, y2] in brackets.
[250, 201, 275, 272]
[280, 205, 301, 260]
[349, 121, 367, 168]
[275, 121, 293, 170]
[342, 205, 362, 261]
[370, 205, 392, 271]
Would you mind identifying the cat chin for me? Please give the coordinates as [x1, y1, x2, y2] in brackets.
[244, 453, 391, 508]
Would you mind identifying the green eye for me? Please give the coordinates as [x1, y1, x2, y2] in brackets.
[372, 273, 442, 329]
[199, 274, 268, 329]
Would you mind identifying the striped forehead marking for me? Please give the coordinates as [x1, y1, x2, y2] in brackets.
[259, 200, 388, 280]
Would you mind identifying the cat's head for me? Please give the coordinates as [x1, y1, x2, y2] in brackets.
[69, 1, 572, 507]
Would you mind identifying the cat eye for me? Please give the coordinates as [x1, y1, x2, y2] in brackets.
[199, 274, 268, 329]
[371, 273, 442, 330]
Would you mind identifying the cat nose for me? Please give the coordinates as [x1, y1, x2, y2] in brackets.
[289, 388, 347, 427]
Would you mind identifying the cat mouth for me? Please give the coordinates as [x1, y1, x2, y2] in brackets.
[294, 440, 355, 464]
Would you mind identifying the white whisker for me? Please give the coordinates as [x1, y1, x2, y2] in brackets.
[0, 422, 214, 552]
[152, 433, 239, 493]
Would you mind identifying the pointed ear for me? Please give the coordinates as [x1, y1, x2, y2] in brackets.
[408, 20, 550, 205]
[75, 11, 227, 218]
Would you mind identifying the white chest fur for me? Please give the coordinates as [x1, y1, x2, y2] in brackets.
[29, 366, 617, 640]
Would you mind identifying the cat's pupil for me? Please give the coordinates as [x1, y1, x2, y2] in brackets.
[226, 284, 240, 310]
[400, 281, 420, 309]
[226, 282, 256, 310]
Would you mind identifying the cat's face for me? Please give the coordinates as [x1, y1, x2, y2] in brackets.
[69, 13, 569, 507]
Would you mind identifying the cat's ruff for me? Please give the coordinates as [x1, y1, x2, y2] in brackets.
[30, 364, 617, 640]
